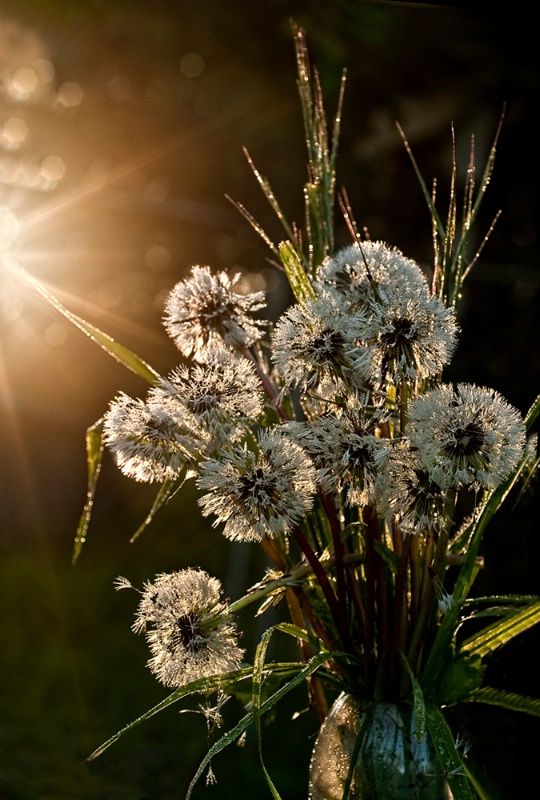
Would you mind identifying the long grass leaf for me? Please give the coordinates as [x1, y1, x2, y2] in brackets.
[87, 667, 256, 761]
[72, 419, 104, 564]
[424, 705, 476, 800]
[185, 651, 338, 800]
[399, 653, 426, 741]
[421, 442, 535, 692]
[18, 267, 161, 384]
[252, 627, 285, 800]
[396, 122, 446, 242]
[460, 600, 540, 658]
[468, 686, 540, 717]
[525, 392, 540, 431]
[278, 241, 316, 303]
[129, 475, 187, 543]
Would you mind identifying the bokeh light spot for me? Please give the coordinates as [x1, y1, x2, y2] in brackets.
[39, 155, 66, 186]
[180, 53, 205, 78]
[145, 244, 170, 272]
[1, 117, 28, 150]
[57, 81, 83, 107]
[11, 66, 38, 98]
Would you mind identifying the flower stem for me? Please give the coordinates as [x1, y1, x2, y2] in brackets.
[387, 531, 412, 699]
[291, 525, 356, 656]
[319, 490, 348, 624]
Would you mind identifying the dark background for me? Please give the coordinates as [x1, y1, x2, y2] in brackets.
[0, 1, 538, 798]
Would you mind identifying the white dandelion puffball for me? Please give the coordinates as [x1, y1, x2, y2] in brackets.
[149, 345, 264, 450]
[102, 392, 200, 482]
[127, 569, 244, 689]
[407, 383, 527, 490]
[317, 241, 430, 311]
[271, 294, 373, 394]
[163, 265, 266, 361]
[197, 429, 316, 542]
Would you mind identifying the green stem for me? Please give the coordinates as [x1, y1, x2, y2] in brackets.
[227, 552, 365, 616]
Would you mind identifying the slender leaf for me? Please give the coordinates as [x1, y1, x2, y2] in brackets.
[73, 419, 104, 564]
[252, 627, 285, 800]
[399, 653, 426, 741]
[468, 686, 540, 717]
[185, 651, 340, 800]
[396, 122, 445, 242]
[129, 475, 187, 543]
[525, 391, 540, 431]
[87, 667, 256, 761]
[460, 600, 540, 658]
[462, 763, 494, 800]
[278, 241, 316, 303]
[19, 267, 161, 383]
[436, 653, 485, 706]
[424, 705, 476, 800]
[421, 442, 536, 693]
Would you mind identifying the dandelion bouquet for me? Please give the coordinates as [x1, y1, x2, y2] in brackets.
[27, 28, 540, 800]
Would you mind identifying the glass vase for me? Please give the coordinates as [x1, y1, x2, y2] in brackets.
[308, 694, 453, 800]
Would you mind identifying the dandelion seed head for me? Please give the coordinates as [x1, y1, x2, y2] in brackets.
[149, 345, 264, 449]
[271, 294, 373, 395]
[376, 441, 450, 533]
[163, 265, 266, 362]
[361, 288, 458, 384]
[103, 393, 200, 482]
[286, 408, 389, 506]
[197, 429, 316, 542]
[317, 241, 429, 312]
[407, 383, 526, 490]
[131, 569, 244, 688]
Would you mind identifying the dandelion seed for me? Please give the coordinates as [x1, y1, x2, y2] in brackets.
[428, 567, 456, 614]
[197, 429, 316, 542]
[376, 441, 450, 533]
[163, 265, 266, 361]
[317, 241, 430, 312]
[407, 383, 526, 490]
[149, 345, 264, 449]
[206, 764, 217, 786]
[128, 569, 244, 689]
[271, 294, 373, 395]
[455, 732, 472, 757]
[102, 393, 201, 482]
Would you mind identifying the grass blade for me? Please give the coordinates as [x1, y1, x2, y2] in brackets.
[73, 419, 104, 564]
[460, 600, 540, 658]
[468, 686, 540, 717]
[18, 267, 161, 384]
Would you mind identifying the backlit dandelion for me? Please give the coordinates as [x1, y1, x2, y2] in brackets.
[377, 440, 451, 533]
[102, 392, 200, 482]
[271, 294, 372, 396]
[360, 285, 458, 384]
[117, 570, 244, 688]
[149, 345, 264, 449]
[163, 265, 266, 362]
[286, 408, 389, 506]
[317, 241, 430, 312]
[407, 383, 527, 490]
[197, 429, 316, 541]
